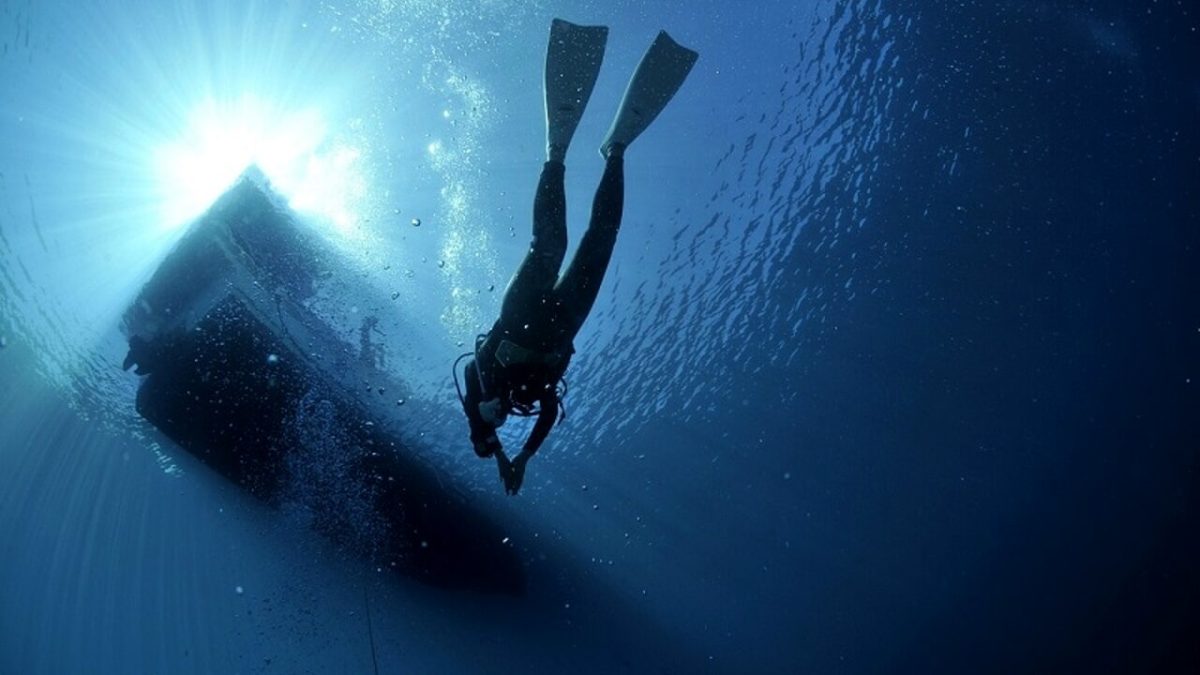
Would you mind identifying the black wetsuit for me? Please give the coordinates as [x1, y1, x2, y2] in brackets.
[463, 153, 624, 455]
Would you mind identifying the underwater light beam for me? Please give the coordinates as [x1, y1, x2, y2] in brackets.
[0, 0, 381, 375]
[154, 96, 367, 233]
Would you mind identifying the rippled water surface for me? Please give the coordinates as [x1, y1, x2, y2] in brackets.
[2, 1, 1196, 672]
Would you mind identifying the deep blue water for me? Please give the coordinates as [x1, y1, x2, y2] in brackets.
[1, 0, 1197, 673]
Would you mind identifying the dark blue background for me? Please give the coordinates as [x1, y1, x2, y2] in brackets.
[0, 1, 1196, 672]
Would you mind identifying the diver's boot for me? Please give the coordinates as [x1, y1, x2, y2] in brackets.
[545, 18, 608, 163]
[599, 30, 699, 159]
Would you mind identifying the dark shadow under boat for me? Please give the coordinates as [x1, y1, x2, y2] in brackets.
[122, 168, 523, 594]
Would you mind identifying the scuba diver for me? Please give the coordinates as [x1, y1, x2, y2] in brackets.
[457, 19, 697, 495]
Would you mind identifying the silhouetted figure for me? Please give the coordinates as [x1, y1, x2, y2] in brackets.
[459, 19, 697, 494]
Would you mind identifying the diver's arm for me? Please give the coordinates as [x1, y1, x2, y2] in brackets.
[464, 360, 500, 453]
[499, 390, 555, 495]
[520, 389, 559, 458]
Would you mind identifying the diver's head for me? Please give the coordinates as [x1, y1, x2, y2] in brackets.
[478, 397, 508, 427]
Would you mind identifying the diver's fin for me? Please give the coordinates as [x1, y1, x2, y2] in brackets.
[600, 31, 698, 158]
[545, 19, 608, 162]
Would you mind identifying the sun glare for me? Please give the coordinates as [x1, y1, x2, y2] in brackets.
[154, 96, 366, 234]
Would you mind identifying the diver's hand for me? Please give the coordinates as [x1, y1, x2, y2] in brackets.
[473, 433, 502, 458]
[503, 452, 529, 496]
[495, 449, 513, 488]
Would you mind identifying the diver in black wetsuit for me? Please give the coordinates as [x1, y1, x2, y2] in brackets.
[460, 19, 697, 495]
[462, 146, 623, 494]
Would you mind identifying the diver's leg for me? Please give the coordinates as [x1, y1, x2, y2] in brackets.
[554, 150, 624, 336]
[499, 161, 568, 321]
